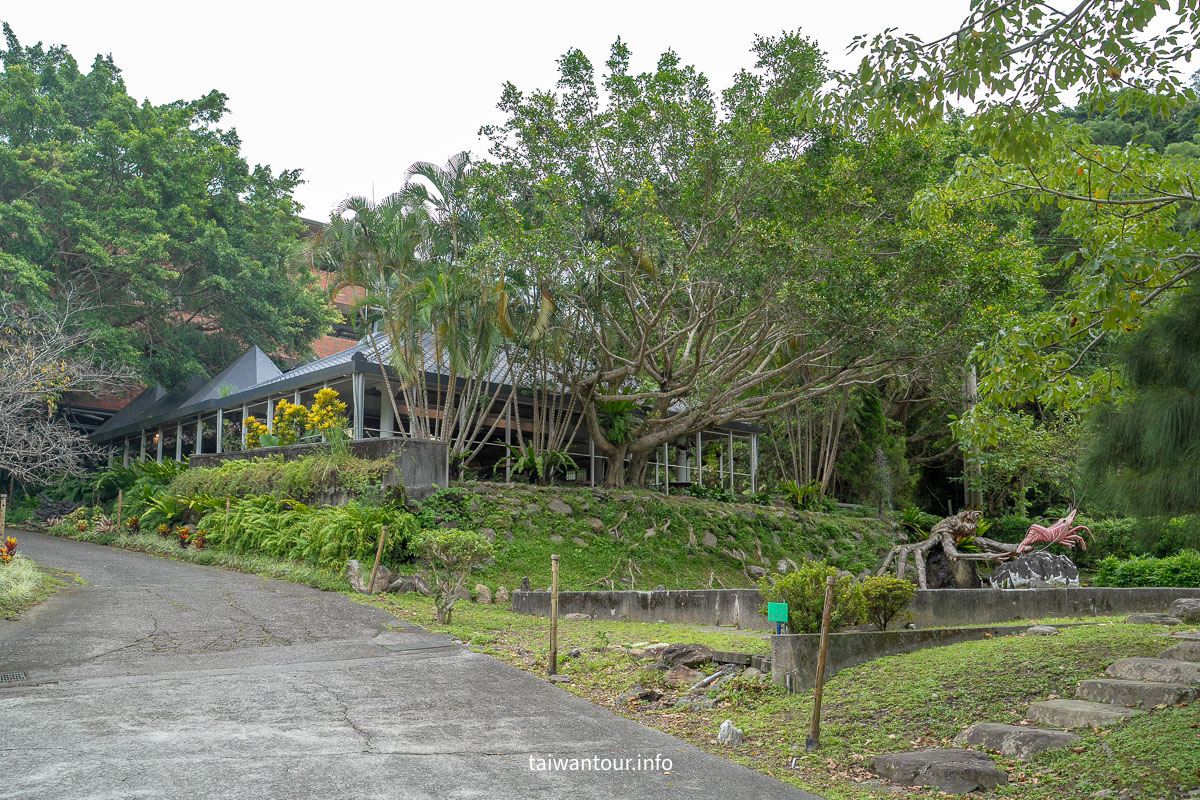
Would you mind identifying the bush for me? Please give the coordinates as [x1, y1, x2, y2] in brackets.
[1094, 550, 1200, 587]
[758, 561, 864, 634]
[857, 575, 916, 630]
[166, 451, 394, 501]
[987, 516, 1034, 544]
[412, 528, 495, 624]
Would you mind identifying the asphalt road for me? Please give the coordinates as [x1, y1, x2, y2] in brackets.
[1, 531, 820, 799]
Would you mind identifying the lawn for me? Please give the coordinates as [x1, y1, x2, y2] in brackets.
[0, 554, 67, 619]
[368, 594, 1199, 799]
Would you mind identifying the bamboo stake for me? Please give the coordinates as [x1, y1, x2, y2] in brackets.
[369, 525, 389, 594]
[0, 493, 7, 541]
[806, 575, 836, 751]
[115, 489, 123, 533]
[549, 553, 560, 675]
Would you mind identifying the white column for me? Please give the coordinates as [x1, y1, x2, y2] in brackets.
[695, 431, 703, 485]
[139, 429, 146, 462]
[266, 398, 275, 432]
[216, 409, 224, 453]
[156, 428, 164, 463]
[195, 415, 203, 455]
[589, 436, 595, 487]
[122, 438, 130, 467]
[380, 386, 395, 439]
[728, 430, 734, 490]
[175, 420, 183, 460]
[241, 404, 248, 449]
[294, 389, 301, 406]
[352, 373, 365, 440]
[750, 432, 759, 493]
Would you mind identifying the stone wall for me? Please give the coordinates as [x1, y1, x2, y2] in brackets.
[511, 586, 1200, 630]
[187, 438, 448, 500]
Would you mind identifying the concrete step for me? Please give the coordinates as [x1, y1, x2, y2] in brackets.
[1106, 657, 1200, 685]
[1159, 641, 1200, 663]
[1026, 699, 1141, 729]
[1077, 678, 1198, 707]
[954, 722, 1080, 760]
[869, 749, 1007, 794]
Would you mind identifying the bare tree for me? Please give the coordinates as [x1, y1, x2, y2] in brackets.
[0, 297, 134, 483]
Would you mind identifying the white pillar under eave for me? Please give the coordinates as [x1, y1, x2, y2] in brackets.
[175, 420, 183, 460]
[195, 415, 203, 455]
[241, 404, 248, 449]
[122, 438, 130, 467]
[380, 387, 395, 439]
[352, 373, 365, 440]
[266, 398, 275, 433]
[156, 428, 164, 464]
[695, 431, 703, 486]
[216, 408, 224, 453]
[728, 429, 734, 490]
[139, 429, 146, 462]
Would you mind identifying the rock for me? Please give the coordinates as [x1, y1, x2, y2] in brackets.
[740, 667, 763, 681]
[663, 664, 704, 687]
[1159, 641, 1200, 662]
[548, 674, 574, 684]
[566, 648, 581, 659]
[925, 549, 982, 589]
[716, 720, 743, 747]
[745, 565, 767, 579]
[346, 559, 394, 594]
[520, 576, 531, 591]
[563, 612, 594, 621]
[547, 499, 573, 515]
[659, 643, 714, 668]
[572, 537, 587, 547]
[494, 585, 510, 604]
[587, 517, 604, 533]
[1026, 625, 1060, 636]
[869, 749, 1007, 794]
[1106, 657, 1200, 685]
[673, 696, 717, 710]
[617, 685, 663, 704]
[549, 534, 564, 544]
[640, 642, 671, 658]
[1169, 598, 1200, 623]
[523, 503, 541, 516]
[473, 584, 492, 604]
[1077, 679, 1198, 707]
[1092, 791, 1115, 799]
[776, 559, 792, 574]
[478, 527, 496, 543]
[990, 552, 1080, 588]
[388, 573, 433, 596]
[1125, 613, 1183, 625]
[1026, 699, 1142, 729]
[702, 531, 718, 548]
[954, 722, 1080, 760]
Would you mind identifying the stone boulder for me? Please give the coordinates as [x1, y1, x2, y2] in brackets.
[869, 749, 1007, 794]
[658, 643, 714, 668]
[547, 499, 573, 515]
[1026, 699, 1141, 729]
[563, 612, 594, 621]
[1077, 679, 1198, 707]
[494, 585, 510, 604]
[954, 722, 1080, 760]
[1106, 657, 1200, 685]
[617, 685, 663, 704]
[1159, 641, 1200, 662]
[716, 720, 743, 747]
[663, 664, 704, 687]
[926, 549, 982, 589]
[346, 559, 394, 594]
[991, 552, 1080, 588]
[388, 573, 433, 596]
[1026, 625, 1060, 636]
[1169, 598, 1200, 623]
[1126, 612, 1183, 625]
[701, 531, 718, 548]
[473, 584, 492, 604]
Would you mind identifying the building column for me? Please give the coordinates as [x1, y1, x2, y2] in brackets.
[663, 443, 669, 495]
[379, 385, 395, 439]
[352, 373, 365, 440]
[241, 404, 248, 449]
[195, 415, 203, 456]
[156, 428, 164, 464]
[139, 429, 147, 462]
[175, 420, 183, 460]
[589, 436, 595, 487]
[728, 430, 734, 490]
[122, 438, 130, 467]
[266, 398, 275, 432]
[695, 431, 703, 486]
[750, 432, 759, 493]
[216, 409, 224, 453]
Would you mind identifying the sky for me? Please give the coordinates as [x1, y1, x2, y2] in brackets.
[2, 1, 966, 219]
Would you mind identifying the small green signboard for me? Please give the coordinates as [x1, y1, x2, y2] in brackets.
[766, 602, 789, 623]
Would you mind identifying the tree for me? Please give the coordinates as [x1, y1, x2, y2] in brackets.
[412, 527, 494, 624]
[0, 25, 337, 386]
[0, 297, 133, 483]
[478, 35, 1040, 487]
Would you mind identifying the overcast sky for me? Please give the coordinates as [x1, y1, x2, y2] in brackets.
[3, 1, 965, 219]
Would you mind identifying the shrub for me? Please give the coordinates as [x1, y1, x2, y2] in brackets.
[987, 516, 1034, 544]
[412, 528, 495, 624]
[857, 575, 916, 630]
[166, 452, 394, 502]
[1094, 550, 1200, 587]
[782, 479, 823, 511]
[758, 561, 864, 634]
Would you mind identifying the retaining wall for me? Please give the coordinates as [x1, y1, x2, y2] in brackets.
[186, 438, 448, 500]
[511, 586, 1200, 630]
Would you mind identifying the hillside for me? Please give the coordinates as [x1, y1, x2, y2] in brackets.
[414, 482, 901, 593]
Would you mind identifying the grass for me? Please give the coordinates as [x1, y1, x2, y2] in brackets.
[0, 554, 68, 619]
[36, 527, 351, 592]
[365, 593, 1200, 799]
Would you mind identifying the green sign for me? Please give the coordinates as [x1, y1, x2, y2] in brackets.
[766, 602, 789, 623]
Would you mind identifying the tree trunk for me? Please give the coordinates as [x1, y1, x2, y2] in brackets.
[603, 444, 630, 488]
[627, 451, 650, 487]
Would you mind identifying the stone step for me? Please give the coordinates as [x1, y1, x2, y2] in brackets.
[1106, 657, 1200, 685]
[1125, 613, 1183, 625]
[1168, 598, 1200, 623]
[954, 722, 1080, 760]
[1026, 699, 1142, 729]
[869, 749, 1007, 794]
[1159, 641, 1200, 663]
[1077, 678, 1198, 707]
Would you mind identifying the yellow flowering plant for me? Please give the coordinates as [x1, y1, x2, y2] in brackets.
[308, 388, 349, 439]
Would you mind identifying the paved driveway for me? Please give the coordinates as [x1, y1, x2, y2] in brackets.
[1, 532, 819, 799]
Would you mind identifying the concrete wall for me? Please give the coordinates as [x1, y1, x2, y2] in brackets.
[187, 438, 448, 500]
[771, 624, 1075, 692]
[511, 589, 768, 629]
[511, 586, 1200, 630]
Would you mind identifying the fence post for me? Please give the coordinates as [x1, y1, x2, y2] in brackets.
[806, 574, 836, 751]
[0, 493, 7, 542]
[115, 489, 123, 533]
[369, 525, 389, 594]
[549, 554, 561, 675]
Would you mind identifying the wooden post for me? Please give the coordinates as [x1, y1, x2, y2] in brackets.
[369, 525, 389, 594]
[0, 493, 7, 541]
[806, 575, 837, 751]
[115, 489, 123, 533]
[549, 554, 561, 675]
